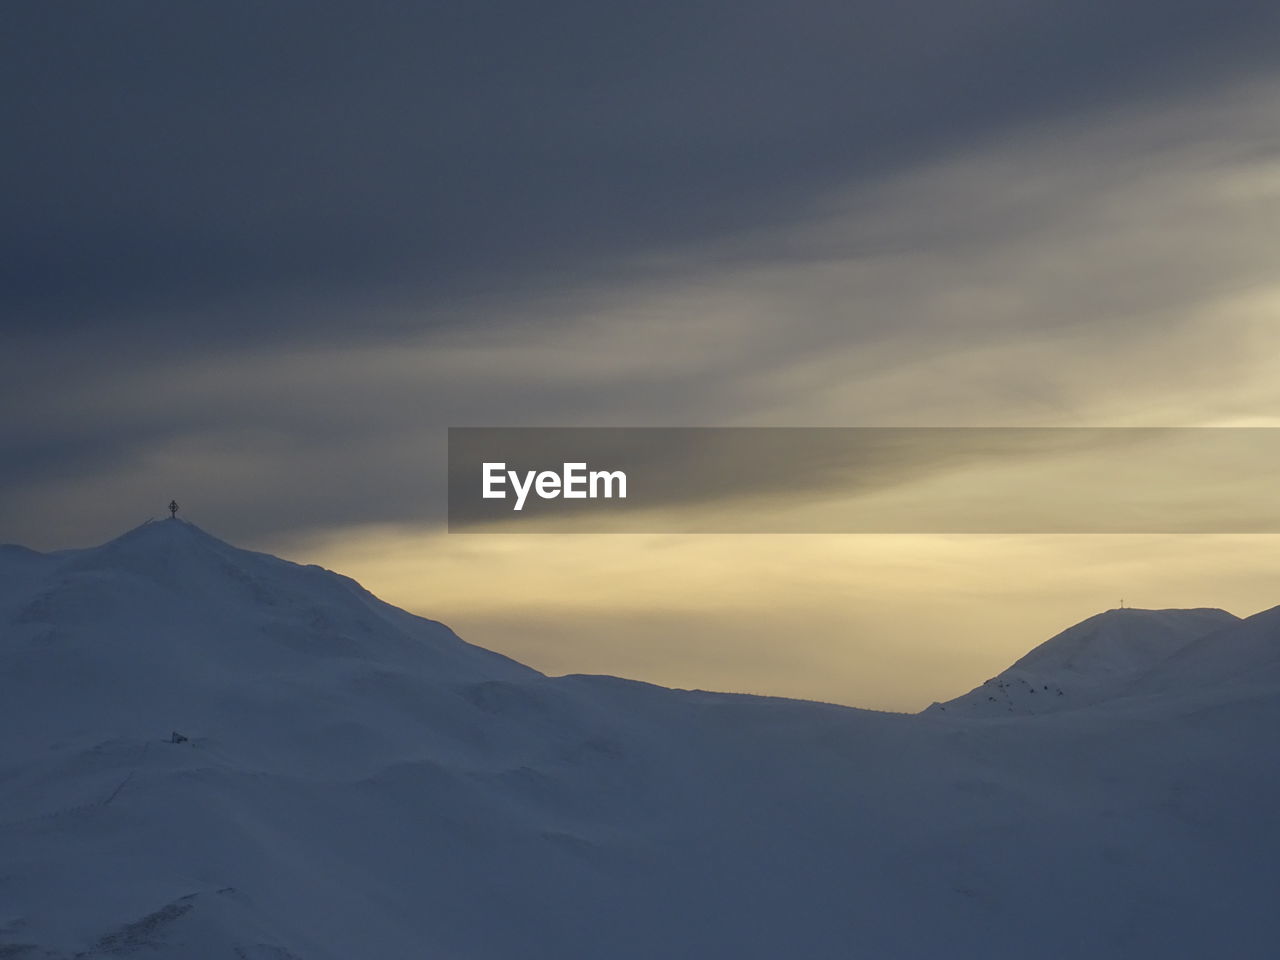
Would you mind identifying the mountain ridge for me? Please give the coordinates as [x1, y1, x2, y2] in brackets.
[2, 522, 1278, 958]
[924, 605, 1244, 717]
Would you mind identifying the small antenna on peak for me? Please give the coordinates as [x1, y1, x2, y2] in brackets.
[169, 500, 179, 519]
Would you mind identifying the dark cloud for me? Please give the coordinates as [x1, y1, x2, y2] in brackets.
[4, 1, 1277, 336]
[5, 0, 1280, 549]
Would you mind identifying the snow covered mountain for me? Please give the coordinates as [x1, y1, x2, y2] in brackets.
[3, 520, 1279, 958]
[924, 607, 1240, 717]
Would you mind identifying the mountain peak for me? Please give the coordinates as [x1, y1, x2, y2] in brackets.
[114, 515, 209, 536]
[3, 523, 1279, 956]
[1011, 607, 1238, 676]
[58, 517, 278, 592]
[99, 516, 229, 551]
[925, 606, 1240, 717]
[0, 519, 537, 750]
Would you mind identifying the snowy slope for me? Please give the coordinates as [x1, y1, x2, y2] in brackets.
[924, 607, 1239, 717]
[2, 521, 1279, 959]
[1131, 603, 1280, 697]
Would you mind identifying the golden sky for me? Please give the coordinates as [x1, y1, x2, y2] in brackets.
[246, 77, 1280, 713]
[11, 64, 1280, 713]
[279, 527, 1280, 712]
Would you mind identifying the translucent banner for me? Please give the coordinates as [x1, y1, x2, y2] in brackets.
[447, 427, 1280, 533]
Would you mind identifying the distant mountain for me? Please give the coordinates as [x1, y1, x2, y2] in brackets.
[924, 607, 1240, 717]
[2, 521, 1279, 959]
[1132, 603, 1280, 696]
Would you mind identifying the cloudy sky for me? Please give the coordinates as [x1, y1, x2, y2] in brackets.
[6, 3, 1280, 709]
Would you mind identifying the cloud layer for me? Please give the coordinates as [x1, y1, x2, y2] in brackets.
[6, 4, 1280, 705]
